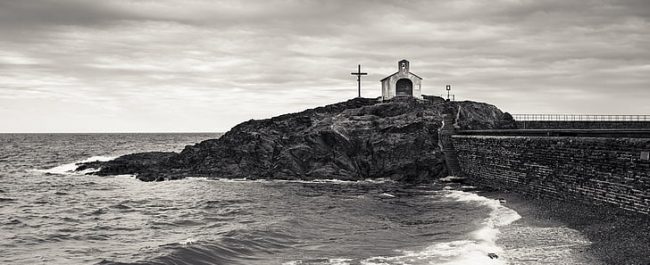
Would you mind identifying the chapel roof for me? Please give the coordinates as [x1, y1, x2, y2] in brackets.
[380, 71, 423, 82]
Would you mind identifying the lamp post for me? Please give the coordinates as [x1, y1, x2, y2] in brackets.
[446, 85, 451, 101]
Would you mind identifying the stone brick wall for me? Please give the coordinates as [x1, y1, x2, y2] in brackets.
[452, 135, 650, 214]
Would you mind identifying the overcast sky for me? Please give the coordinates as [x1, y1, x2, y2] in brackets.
[1, 0, 648, 132]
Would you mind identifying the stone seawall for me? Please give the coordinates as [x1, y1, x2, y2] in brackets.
[452, 135, 650, 214]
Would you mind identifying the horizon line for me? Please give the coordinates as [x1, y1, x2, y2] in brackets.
[0, 131, 225, 134]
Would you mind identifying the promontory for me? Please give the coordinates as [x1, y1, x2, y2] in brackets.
[76, 96, 515, 182]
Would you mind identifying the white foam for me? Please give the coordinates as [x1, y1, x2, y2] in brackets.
[282, 258, 352, 265]
[439, 175, 463, 182]
[38, 155, 117, 175]
[180, 238, 196, 245]
[361, 190, 521, 265]
[283, 178, 394, 184]
[327, 258, 352, 265]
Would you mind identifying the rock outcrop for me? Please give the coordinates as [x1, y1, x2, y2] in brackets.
[77, 96, 514, 182]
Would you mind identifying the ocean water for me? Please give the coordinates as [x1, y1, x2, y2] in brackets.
[0, 133, 589, 265]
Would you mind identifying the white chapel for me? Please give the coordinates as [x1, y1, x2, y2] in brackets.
[380, 59, 423, 100]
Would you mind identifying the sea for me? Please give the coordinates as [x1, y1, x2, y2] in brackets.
[0, 133, 596, 265]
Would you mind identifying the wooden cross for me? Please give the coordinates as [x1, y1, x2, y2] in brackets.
[351, 64, 367, 98]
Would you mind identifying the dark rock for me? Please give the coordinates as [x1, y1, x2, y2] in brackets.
[76, 96, 512, 182]
[76, 152, 176, 176]
[497, 112, 518, 129]
[488, 253, 499, 259]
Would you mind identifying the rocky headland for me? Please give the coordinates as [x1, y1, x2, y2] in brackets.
[77, 96, 515, 182]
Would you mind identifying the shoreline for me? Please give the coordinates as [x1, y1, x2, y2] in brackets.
[480, 191, 650, 265]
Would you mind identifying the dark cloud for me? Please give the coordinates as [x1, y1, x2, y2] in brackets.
[0, 1, 135, 29]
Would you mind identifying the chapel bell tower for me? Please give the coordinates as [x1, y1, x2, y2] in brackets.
[398, 59, 410, 74]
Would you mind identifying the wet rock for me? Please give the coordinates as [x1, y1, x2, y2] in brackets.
[76, 152, 176, 176]
[488, 253, 499, 259]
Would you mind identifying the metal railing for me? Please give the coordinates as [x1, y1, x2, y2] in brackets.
[512, 114, 650, 122]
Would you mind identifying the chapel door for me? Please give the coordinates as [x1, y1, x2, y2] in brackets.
[396, 79, 413, 96]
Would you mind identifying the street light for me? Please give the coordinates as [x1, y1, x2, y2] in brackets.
[445, 85, 451, 101]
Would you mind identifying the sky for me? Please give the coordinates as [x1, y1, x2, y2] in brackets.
[0, 0, 649, 133]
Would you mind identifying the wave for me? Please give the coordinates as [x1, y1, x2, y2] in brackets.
[100, 229, 298, 265]
[213, 178, 395, 184]
[284, 258, 352, 265]
[361, 190, 521, 265]
[37, 155, 117, 175]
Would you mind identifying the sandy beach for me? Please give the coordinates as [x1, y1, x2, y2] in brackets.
[482, 191, 650, 265]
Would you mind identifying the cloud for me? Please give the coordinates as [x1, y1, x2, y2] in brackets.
[0, 0, 648, 132]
